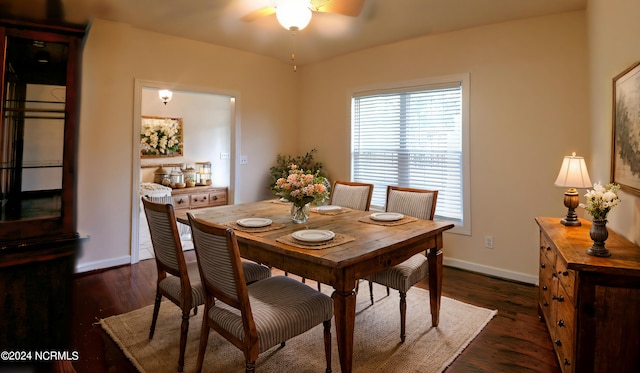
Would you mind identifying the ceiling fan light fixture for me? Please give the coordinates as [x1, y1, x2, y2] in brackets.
[276, 0, 312, 31]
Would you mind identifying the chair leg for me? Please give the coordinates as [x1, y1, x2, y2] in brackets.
[323, 320, 332, 373]
[386, 286, 390, 296]
[317, 282, 322, 291]
[369, 281, 374, 305]
[195, 316, 210, 373]
[399, 291, 407, 343]
[149, 291, 162, 339]
[245, 361, 256, 373]
[178, 309, 189, 372]
[193, 306, 198, 315]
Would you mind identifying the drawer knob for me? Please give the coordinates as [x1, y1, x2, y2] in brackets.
[552, 295, 565, 302]
[554, 339, 562, 347]
[177, 199, 185, 204]
[557, 319, 565, 327]
[560, 270, 569, 276]
[540, 263, 546, 269]
[543, 302, 549, 307]
[542, 285, 548, 291]
[563, 359, 571, 366]
[546, 246, 551, 251]
[203, 196, 208, 201]
[212, 195, 218, 200]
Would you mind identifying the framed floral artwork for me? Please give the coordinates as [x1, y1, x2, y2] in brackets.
[140, 116, 183, 158]
[612, 61, 640, 196]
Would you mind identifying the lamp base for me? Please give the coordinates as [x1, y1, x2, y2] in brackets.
[560, 216, 581, 226]
[560, 190, 581, 226]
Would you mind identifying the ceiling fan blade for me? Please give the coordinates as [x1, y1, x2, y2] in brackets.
[313, 0, 364, 17]
[241, 6, 276, 22]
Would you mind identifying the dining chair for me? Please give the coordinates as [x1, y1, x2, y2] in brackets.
[364, 186, 438, 342]
[188, 213, 334, 373]
[300, 180, 374, 291]
[329, 180, 374, 211]
[142, 197, 272, 372]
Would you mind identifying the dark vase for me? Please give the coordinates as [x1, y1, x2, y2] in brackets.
[586, 218, 611, 257]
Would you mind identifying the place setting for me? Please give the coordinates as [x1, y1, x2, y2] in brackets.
[225, 217, 285, 232]
[310, 205, 351, 215]
[277, 228, 355, 250]
[359, 212, 418, 226]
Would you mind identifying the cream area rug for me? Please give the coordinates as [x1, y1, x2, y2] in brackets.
[99, 283, 496, 373]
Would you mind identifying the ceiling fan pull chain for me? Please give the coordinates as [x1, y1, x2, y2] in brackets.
[290, 30, 298, 72]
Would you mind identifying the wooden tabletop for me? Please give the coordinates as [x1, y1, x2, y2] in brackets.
[177, 200, 454, 279]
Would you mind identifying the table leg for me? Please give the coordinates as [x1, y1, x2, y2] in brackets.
[427, 248, 443, 327]
[332, 288, 357, 373]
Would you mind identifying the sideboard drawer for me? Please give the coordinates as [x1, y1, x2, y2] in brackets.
[555, 257, 576, 304]
[172, 195, 190, 209]
[190, 193, 210, 208]
[171, 186, 228, 210]
[554, 284, 575, 372]
[209, 190, 227, 206]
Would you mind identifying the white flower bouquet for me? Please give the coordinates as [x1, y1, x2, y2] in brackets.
[140, 118, 182, 156]
[579, 182, 621, 220]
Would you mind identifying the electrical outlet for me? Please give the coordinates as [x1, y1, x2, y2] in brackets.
[240, 155, 248, 165]
[220, 152, 230, 159]
[485, 235, 494, 249]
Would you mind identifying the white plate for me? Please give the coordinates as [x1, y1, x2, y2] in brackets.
[292, 229, 335, 243]
[317, 205, 341, 212]
[236, 218, 272, 228]
[370, 212, 404, 222]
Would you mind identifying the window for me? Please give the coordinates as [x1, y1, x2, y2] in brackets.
[351, 74, 470, 234]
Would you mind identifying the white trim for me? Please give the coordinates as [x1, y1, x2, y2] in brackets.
[75, 255, 131, 274]
[443, 257, 538, 285]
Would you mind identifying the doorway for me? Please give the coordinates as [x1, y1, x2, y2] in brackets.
[131, 80, 238, 263]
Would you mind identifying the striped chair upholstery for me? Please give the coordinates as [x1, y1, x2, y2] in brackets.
[329, 180, 374, 211]
[142, 197, 271, 372]
[364, 186, 438, 342]
[188, 213, 334, 373]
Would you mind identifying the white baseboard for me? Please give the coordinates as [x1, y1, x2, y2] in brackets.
[443, 257, 538, 285]
[75, 255, 131, 274]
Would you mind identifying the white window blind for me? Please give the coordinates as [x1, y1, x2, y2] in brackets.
[351, 80, 465, 225]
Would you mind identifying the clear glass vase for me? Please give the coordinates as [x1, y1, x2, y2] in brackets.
[290, 203, 311, 224]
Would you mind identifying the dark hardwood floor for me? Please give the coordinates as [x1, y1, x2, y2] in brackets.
[68, 252, 561, 373]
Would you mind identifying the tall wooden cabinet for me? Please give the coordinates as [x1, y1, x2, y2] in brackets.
[0, 19, 85, 370]
[536, 217, 640, 373]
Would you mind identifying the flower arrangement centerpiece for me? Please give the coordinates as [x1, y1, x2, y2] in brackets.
[140, 117, 183, 157]
[272, 164, 329, 223]
[579, 182, 621, 257]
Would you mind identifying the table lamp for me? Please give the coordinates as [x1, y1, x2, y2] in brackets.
[554, 152, 592, 226]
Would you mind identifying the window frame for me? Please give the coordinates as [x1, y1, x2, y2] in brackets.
[349, 73, 471, 235]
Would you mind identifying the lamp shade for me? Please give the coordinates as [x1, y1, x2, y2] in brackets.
[554, 152, 592, 188]
[276, 0, 312, 31]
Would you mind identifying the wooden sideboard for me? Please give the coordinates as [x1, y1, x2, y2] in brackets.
[536, 217, 640, 373]
[171, 186, 227, 210]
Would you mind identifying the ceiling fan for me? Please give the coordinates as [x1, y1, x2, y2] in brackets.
[242, 0, 365, 31]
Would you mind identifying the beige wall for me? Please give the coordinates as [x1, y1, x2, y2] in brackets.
[78, 8, 640, 282]
[76, 19, 297, 271]
[588, 0, 640, 245]
[298, 11, 590, 282]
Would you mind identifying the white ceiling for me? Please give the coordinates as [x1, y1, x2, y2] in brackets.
[3, 0, 587, 65]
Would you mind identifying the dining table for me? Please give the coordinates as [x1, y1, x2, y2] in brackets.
[176, 199, 454, 373]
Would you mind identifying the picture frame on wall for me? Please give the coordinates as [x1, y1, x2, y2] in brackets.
[140, 116, 184, 158]
[612, 61, 640, 196]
